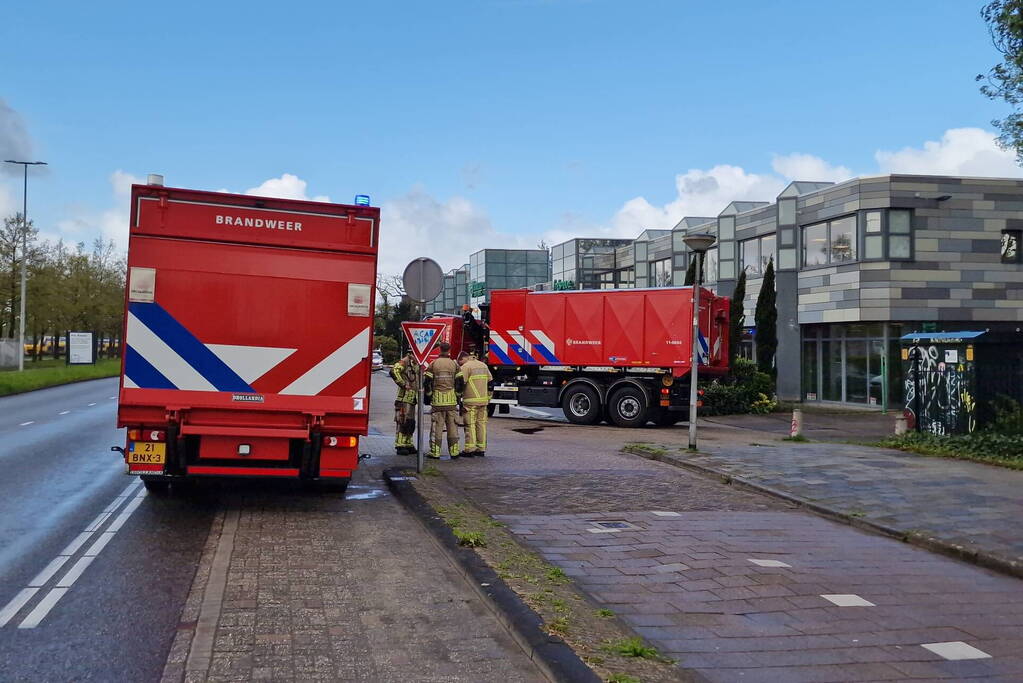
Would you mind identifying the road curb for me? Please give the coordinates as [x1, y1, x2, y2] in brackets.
[383, 468, 600, 683]
[622, 444, 1023, 581]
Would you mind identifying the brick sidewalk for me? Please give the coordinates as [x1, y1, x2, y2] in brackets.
[434, 408, 1023, 681]
[164, 432, 541, 682]
[654, 433, 1023, 570]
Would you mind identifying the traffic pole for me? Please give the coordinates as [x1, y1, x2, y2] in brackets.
[416, 359, 425, 474]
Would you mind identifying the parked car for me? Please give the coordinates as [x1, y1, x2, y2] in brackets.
[372, 350, 384, 371]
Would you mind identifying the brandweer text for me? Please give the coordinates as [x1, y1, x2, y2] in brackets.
[215, 215, 303, 231]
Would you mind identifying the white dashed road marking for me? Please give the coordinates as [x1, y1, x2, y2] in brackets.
[821, 594, 875, 607]
[19, 422, 33, 427]
[0, 480, 145, 630]
[748, 559, 791, 568]
[922, 641, 992, 661]
[58, 411, 70, 415]
[88, 402, 97, 406]
[512, 406, 553, 418]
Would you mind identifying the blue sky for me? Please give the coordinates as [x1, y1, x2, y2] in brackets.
[1, 0, 1018, 275]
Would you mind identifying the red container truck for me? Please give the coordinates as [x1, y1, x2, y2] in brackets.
[115, 182, 379, 492]
[474, 287, 729, 427]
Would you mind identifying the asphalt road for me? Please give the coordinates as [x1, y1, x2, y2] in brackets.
[0, 378, 216, 682]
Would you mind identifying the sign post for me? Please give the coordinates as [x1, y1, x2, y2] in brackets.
[401, 320, 447, 473]
[401, 255, 446, 474]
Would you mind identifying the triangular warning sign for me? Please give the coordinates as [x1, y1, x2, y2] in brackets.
[401, 321, 447, 365]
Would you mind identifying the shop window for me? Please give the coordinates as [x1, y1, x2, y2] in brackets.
[1002, 230, 1021, 264]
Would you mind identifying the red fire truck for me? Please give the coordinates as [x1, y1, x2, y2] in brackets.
[430, 287, 729, 427]
[115, 182, 379, 492]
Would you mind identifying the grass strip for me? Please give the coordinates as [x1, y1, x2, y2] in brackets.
[0, 359, 120, 397]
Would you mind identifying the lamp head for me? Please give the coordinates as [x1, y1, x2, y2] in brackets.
[683, 233, 716, 253]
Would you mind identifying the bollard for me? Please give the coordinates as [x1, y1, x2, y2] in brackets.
[790, 409, 803, 438]
[895, 416, 908, 435]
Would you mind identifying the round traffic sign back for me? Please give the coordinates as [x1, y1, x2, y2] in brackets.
[402, 257, 444, 303]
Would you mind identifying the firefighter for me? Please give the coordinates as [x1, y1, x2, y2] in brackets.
[423, 342, 462, 459]
[457, 350, 493, 457]
[389, 349, 418, 455]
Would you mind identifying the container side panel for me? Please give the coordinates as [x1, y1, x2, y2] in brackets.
[524, 293, 566, 364]
[644, 290, 692, 367]
[562, 293, 606, 366]
[489, 290, 529, 365]
[603, 293, 645, 364]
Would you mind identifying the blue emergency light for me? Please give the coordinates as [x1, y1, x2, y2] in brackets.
[354, 194, 371, 206]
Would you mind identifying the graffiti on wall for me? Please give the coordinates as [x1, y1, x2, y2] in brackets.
[903, 344, 977, 435]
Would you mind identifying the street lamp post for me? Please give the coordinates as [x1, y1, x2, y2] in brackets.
[683, 233, 716, 451]
[4, 160, 48, 372]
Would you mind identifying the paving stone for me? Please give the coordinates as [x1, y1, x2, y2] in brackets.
[430, 394, 1023, 682]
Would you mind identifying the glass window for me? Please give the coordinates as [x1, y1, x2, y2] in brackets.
[1002, 230, 1021, 264]
[508, 262, 527, 277]
[845, 340, 868, 404]
[507, 251, 527, 264]
[703, 249, 718, 285]
[741, 239, 760, 276]
[822, 340, 842, 401]
[889, 210, 911, 234]
[802, 223, 828, 266]
[719, 241, 735, 260]
[635, 241, 648, 262]
[651, 258, 671, 286]
[830, 216, 857, 263]
[779, 227, 793, 247]
[802, 340, 819, 400]
[778, 199, 796, 226]
[889, 235, 911, 259]
[865, 211, 882, 233]
[760, 235, 776, 272]
[869, 340, 885, 406]
[719, 216, 735, 240]
[672, 231, 686, 252]
[489, 262, 507, 276]
[865, 235, 884, 259]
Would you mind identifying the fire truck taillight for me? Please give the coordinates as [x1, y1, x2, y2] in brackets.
[323, 436, 357, 448]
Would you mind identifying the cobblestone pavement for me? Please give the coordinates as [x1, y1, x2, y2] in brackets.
[434, 406, 1023, 681]
[163, 383, 541, 682]
[654, 424, 1023, 568]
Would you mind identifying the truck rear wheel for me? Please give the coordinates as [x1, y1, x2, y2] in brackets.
[608, 386, 650, 428]
[487, 404, 496, 418]
[561, 384, 601, 425]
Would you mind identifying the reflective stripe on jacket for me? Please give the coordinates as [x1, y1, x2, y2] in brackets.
[425, 356, 460, 407]
[457, 358, 492, 405]
[391, 357, 418, 404]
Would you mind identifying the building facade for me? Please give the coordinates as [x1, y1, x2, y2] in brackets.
[420, 174, 1023, 408]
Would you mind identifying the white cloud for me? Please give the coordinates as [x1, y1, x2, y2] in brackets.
[608, 165, 788, 237]
[771, 153, 852, 183]
[875, 127, 1023, 178]
[245, 173, 330, 202]
[378, 186, 530, 276]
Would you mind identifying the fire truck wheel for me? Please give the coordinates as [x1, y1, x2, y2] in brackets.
[141, 476, 170, 494]
[561, 384, 601, 425]
[608, 386, 650, 428]
[487, 404, 496, 418]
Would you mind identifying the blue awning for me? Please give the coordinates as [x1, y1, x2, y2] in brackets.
[900, 330, 987, 342]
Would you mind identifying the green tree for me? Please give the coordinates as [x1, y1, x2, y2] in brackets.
[729, 268, 747, 372]
[683, 257, 696, 286]
[1, 213, 38, 339]
[754, 258, 777, 376]
[978, 0, 1023, 163]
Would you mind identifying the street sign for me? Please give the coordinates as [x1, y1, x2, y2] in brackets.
[68, 331, 96, 365]
[402, 257, 443, 303]
[401, 320, 447, 366]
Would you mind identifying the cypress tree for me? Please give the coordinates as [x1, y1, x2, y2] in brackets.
[729, 268, 747, 372]
[683, 257, 696, 286]
[754, 258, 777, 375]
